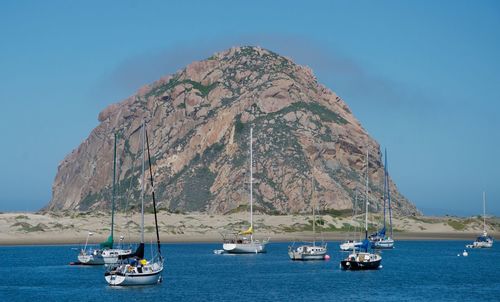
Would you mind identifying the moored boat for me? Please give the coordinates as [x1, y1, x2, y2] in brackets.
[289, 243, 327, 260]
[370, 149, 394, 250]
[221, 127, 269, 254]
[76, 133, 132, 265]
[222, 238, 267, 254]
[341, 249, 382, 270]
[340, 240, 362, 252]
[341, 149, 382, 271]
[466, 192, 494, 249]
[340, 192, 362, 251]
[105, 121, 164, 286]
[288, 177, 328, 260]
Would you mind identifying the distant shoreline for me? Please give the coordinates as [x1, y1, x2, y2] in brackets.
[1, 211, 498, 246]
[1, 231, 497, 246]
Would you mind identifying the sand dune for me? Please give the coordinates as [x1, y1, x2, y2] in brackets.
[0, 212, 498, 245]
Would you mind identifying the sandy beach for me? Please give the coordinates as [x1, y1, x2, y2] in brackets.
[0, 211, 498, 245]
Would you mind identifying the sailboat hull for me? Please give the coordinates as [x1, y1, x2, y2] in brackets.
[288, 251, 326, 260]
[341, 259, 381, 270]
[340, 241, 362, 251]
[289, 254, 325, 260]
[223, 242, 267, 254]
[77, 254, 105, 265]
[105, 269, 163, 286]
[372, 238, 394, 249]
[288, 244, 327, 260]
[466, 242, 493, 248]
[341, 252, 382, 270]
[78, 255, 127, 265]
[77, 249, 133, 265]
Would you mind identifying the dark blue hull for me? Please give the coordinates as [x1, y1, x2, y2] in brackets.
[340, 259, 381, 270]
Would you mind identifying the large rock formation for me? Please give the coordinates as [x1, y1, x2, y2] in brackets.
[46, 46, 420, 216]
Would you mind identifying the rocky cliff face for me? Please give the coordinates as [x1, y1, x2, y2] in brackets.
[46, 46, 419, 216]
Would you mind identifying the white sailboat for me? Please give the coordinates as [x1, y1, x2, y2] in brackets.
[340, 191, 362, 251]
[76, 232, 132, 265]
[340, 149, 382, 270]
[221, 127, 269, 254]
[289, 177, 328, 260]
[466, 192, 494, 249]
[74, 133, 132, 265]
[370, 149, 394, 249]
[105, 121, 164, 286]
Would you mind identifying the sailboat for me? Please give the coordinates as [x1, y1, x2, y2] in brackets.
[466, 192, 494, 249]
[340, 192, 362, 251]
[341, 149, 382, 270]
[221, 127, 269, 254]
[75, 133, 132, 265]
[105, 121, 164, 286]
[370, 149, 394, 249]
[288, 177, 328, 260]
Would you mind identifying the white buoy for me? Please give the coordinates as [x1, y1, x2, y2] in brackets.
[462, 250, 468, 257]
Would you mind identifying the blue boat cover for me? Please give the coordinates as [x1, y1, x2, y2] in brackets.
[360, 239, 371, 252]
[370, 226, 386, 239]
[476, 235, 493, 242]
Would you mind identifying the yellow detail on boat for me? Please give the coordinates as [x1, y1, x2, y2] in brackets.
[239, 226, 253, 235]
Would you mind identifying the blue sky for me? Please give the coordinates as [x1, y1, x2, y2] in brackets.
[0, 0, 499, 216]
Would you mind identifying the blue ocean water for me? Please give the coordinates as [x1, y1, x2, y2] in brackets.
[0, 241, 498, 301]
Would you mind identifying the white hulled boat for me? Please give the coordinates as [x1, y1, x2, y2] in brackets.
[77, 233, 132, 265]
[75, 133, 132, 265]
[340, 192, 362, 251]
[222, 127, 269, 254]
[370, 149, 394, 249]
[466, 192, 494, 249]
[289, 177, 327, 260]
[340, 240, 363, 252]
[105, 121, 164, 286]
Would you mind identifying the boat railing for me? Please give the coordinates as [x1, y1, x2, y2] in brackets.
[290, 240, 326, 247]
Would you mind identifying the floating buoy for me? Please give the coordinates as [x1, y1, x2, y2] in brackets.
[462, 250, 468, 257]
[324, 254, 330, 260]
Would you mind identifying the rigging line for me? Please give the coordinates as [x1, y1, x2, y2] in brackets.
[116, 142, 125, 242]
[145, 126, 162, 257]
[111, 132, 117, 244]
[121, 135, 138, 246]
[386, 149, 393, 237]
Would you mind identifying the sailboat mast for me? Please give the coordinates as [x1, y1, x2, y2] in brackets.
[483, 191, 486, 233]
[365, 149, 369, 240]
[386, 149, 393, 238]
[250, 127, 253, 240]
[312, 177, 316, 245]
[353, 191, 358, 252]
[145, 127, 162, 256]
[111, 132, 117, 246]
[354, 191, 360, 241]
[140, 122, 145, 243]
[382, 150, 387, 230]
